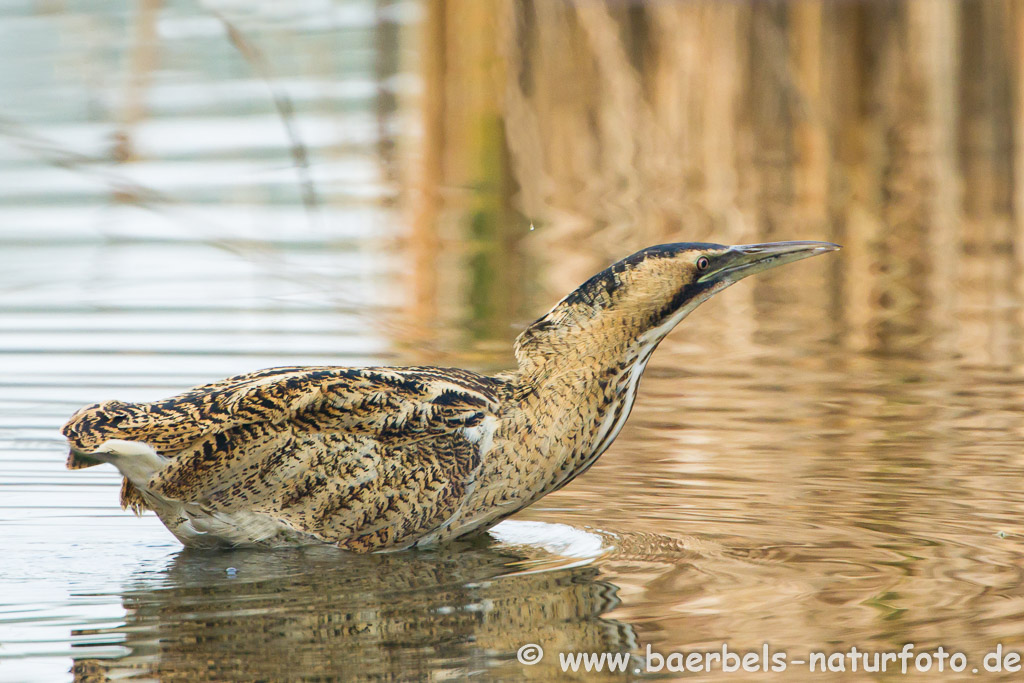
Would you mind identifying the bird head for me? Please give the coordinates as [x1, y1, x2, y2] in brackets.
[514, 241, 840, 373]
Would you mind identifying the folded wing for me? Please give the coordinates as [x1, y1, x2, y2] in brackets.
[63, 366, 507, 549]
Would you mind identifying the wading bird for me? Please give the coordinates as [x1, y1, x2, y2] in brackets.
[64, 241, 838, 551]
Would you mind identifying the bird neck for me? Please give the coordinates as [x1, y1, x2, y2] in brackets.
[504, 316, 664, 500]
[512, 292, 697, 390]
[512, 310, 668, 399]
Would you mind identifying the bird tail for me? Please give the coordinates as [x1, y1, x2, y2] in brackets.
[67, 448, 103, 469]
[69, 440, 167, 515]
[75, 439, 165, 481]
[63, 399, 156, 469]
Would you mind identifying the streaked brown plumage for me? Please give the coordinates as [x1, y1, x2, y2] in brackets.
[63, 240, 839, 551]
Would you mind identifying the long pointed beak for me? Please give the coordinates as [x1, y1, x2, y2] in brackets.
[698, 241, 840, 285]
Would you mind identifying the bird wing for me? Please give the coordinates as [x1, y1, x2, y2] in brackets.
[63, 366, 507, 549]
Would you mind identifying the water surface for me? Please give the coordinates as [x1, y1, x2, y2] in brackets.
[3, 1, 1024, 681]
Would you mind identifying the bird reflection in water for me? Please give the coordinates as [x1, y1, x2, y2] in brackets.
[69, 525, 637, 681]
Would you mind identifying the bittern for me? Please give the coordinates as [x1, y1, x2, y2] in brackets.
[63, 241, 838, 551]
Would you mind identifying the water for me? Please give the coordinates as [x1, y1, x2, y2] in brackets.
[3, 0, 1024, 680]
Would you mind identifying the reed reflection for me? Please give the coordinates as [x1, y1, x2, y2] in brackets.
[407, 0, 1024, 368]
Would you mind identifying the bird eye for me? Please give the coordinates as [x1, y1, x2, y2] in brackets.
[696, 256, 710, 270]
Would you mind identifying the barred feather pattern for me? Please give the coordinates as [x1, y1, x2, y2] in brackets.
[64, 366, 510, 551]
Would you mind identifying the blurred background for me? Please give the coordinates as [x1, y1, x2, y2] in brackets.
[3, 1, 1024, 681]
[3, 0, 1022, 365]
